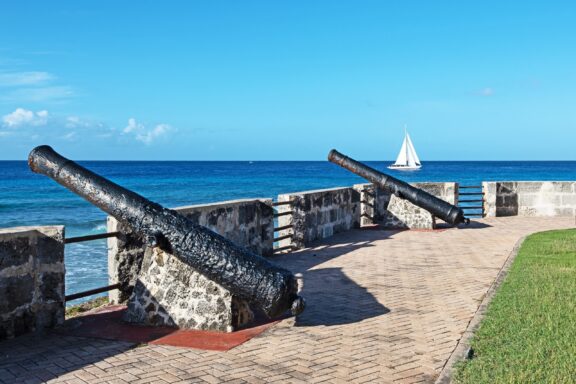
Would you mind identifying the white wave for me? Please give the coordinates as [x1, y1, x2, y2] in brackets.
[93, 223, 107, 232]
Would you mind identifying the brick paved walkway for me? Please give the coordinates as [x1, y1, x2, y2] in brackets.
[1, 217, 573, 384]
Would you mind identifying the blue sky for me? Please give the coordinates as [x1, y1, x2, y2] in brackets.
[0, 1, 575, 160]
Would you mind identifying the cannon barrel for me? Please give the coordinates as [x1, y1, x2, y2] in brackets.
[328, 149, 468, 226]
[29, 145, 304, 318]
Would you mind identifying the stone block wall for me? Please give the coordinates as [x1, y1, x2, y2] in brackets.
[415, 182, 458, 205]
[484, 181, 576, 217]
[0, 226, 65, 340]
[108, 198, 274, 303]
[277, 187, 360, 249]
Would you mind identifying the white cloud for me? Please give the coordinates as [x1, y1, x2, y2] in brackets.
[123, 117, 144, 134]
[62, 131, 77, 141]
[0, 108, 96, 142]
[66, 116, 80, 126]
[0, 109, 174, 146]
[123, 118, 174, 145]
[65, 115, 92, 129]
[136, 123, 172, 145]
[480, 87, 494, 96]
[2, 108, 49, 127]
[0, 71, 54, 87]
[0, 63, 73, 103]
[0, 86, 74, 103]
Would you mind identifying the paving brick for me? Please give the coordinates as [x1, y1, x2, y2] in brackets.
[0, 217, 571, 384]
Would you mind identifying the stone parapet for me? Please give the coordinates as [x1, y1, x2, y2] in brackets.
[415, 182, 458, 205]
[353, 184, 391, 226]
[0, 226, 65, 340]
[277, 187, 360, 249]
[483, 181, 576, 217]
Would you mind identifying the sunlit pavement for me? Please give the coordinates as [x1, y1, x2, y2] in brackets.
[1, 216, 573, 384]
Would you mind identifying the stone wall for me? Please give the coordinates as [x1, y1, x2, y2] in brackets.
[353, 184, 391, 226]
[277, 187, 360, 249]
[484, 181, 576, 217]
[0, 226, 65, 340]
[415, 182, 458, 205]
[108, 198, 274, 304]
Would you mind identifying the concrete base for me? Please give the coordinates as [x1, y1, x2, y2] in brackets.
[381, 195, 436, 229]
[124, 247, 253, 332]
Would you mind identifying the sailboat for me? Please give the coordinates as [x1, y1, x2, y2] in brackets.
[388, 127, 422, 170]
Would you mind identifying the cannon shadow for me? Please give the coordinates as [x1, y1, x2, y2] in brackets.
[271, 228, 395, 327]
[294, 267, 390, 326]
[448, 220, 492, 230]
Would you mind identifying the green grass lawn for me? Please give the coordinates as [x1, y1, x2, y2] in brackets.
[455, 229, 576, 383]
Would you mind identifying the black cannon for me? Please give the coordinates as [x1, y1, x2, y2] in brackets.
[29, 145, 305, 318]
[328, 149, 469, 226]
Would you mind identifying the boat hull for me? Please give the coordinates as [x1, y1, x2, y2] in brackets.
[387, 164, 422, 171]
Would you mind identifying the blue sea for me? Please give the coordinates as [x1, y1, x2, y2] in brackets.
[2, 160, 576, 303]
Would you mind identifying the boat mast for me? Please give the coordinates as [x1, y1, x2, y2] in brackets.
[404, 124, 408, 166]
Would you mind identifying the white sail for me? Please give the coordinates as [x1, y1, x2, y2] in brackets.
[405, 133, 421, 165]
[389, 128, 421, 170]
[393, 136, 408, 165]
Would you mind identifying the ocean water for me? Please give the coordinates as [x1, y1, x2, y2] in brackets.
[2, 160, 576, 303]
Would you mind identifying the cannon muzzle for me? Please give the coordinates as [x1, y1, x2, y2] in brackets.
[328, 149, 468, 226]
[29, 145, 305, 318]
